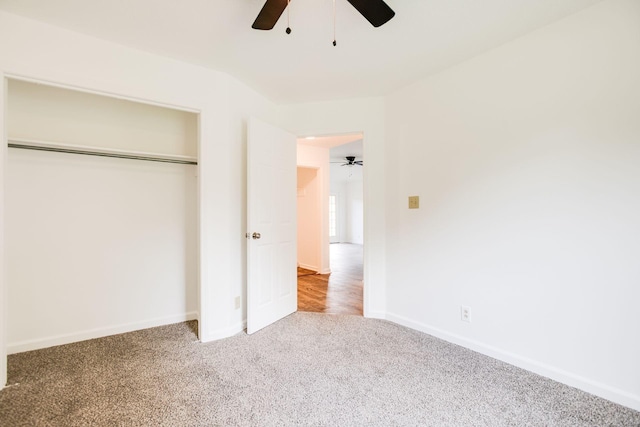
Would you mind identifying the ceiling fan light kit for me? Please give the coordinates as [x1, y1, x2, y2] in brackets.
[252, 0, 395, 46]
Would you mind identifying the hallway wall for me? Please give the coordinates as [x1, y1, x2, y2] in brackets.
[297, 167, 320, 271]
[330, 163, 363, 244]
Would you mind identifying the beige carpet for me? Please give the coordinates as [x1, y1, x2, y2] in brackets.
[1, 313, 638, 426]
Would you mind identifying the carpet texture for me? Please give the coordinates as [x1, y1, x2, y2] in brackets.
[1, 313, 639, 426]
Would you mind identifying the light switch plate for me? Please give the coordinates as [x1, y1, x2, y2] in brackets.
[408, 196, 419, 209]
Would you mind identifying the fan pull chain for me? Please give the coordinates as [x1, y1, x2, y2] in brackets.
[332, 0, 337, 46]
[286, 0, 292, 34]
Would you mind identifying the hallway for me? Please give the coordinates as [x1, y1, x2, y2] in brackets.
[297, 243, 363, 315]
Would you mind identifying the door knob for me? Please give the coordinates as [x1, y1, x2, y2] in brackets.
[252, 232, 261, 240]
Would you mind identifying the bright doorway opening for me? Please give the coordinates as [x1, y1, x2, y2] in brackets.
[296, 134, 364, 315]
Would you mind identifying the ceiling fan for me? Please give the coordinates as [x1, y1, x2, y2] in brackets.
[252, 0, 395, 31]
[331, 156, 363, 166]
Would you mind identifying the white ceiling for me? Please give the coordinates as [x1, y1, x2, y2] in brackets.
[329, 140, 363, 161]
[0, 0, 601, 104]
[297, 132, 363, 160]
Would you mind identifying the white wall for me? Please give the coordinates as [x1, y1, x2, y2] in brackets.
[296, 144, 330, 274]
[347, 179, 364, 245]
[385, 0, 640, 411]
[8, 79, 198, 156]
[330, 163, 363, 244]
[297, 167, 320, 271]
[224, 79, 283, 333]
[280, 98, 386, 317]
[0, 10, 280, 384]
[6, 150, 197, 353]
[5, 80, 198, 353]
[329, 163, 347, 243]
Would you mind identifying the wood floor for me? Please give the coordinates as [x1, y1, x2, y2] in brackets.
[297, 243, 363, 315]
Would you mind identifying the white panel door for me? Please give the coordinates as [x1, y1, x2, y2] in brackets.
[247, 117, 297, 334]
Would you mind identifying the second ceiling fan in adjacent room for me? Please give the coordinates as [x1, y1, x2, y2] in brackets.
[331, 156, 363, 167]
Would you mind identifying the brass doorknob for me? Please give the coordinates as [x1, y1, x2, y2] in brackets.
[252, 232, 261, 240]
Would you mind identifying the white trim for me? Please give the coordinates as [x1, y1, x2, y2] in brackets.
[364, 310, 386, 320]
[298, 130, 363, 141]
[7, 312, 199, 354]
[4, 73, 201, 114]
[297, 263, 319, 272]
[385, 312, 640, 412]
[360, 129, 382, 318]
[200, 320, 246, 342]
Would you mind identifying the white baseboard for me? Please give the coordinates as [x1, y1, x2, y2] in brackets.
[7, 311, 199, 354]
[200, 319, 246, 342]
[364, 310, 386, 320]
[385, 312, 640, 412]
[298, 263, 318, 272]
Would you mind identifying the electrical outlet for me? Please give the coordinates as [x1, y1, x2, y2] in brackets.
[461, 306, 471, 323]
[234, 296, 241, 310]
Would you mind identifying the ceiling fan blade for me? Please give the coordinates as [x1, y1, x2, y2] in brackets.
[252, 0, 289, 30]
[346, 0, 395, 28]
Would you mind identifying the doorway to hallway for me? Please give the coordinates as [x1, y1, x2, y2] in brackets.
[297, 243, 363, 315]
[296, 133, 364, 316]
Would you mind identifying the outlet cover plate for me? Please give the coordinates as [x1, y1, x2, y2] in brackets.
[461, 306, 471, 323]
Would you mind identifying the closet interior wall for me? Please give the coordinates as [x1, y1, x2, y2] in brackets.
[6, 79, 199, 353]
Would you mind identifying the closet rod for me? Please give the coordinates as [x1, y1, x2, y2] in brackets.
[8, 139, 198, 165]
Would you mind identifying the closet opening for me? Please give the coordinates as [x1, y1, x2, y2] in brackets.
[4, 78, 199, 355]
